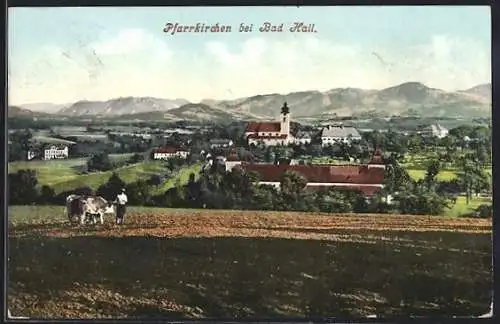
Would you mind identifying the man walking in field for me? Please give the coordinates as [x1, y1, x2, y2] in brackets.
[114, 188, 128, 225]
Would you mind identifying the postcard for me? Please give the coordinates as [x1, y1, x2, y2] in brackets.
[7, 5, 492, 320]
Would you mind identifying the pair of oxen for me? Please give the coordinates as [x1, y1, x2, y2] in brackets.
[65, 194, 116, 224]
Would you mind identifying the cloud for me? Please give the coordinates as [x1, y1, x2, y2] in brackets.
[9, 28, 174, 104]
[8, 31, 490, 105]
[90, 28, 171, 60]
[202, 34, 490, 98]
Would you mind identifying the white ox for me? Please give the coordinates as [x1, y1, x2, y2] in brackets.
[66, 194, 115, 225]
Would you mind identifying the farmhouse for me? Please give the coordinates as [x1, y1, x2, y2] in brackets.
[239, 149, 387, 199]
[321, 124, 362, 146]
[245, 102, 294, 146]
[152, 147, 189, 160]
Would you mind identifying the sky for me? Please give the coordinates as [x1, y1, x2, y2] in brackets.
[8, 6, 491, 105]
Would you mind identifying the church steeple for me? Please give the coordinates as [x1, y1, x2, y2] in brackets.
[280, 102, 290, 137]
[281, 102, 290, 115]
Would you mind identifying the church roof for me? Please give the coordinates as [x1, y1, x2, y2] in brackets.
[247, 134, 288, 140]
[246, 122, 281, 133]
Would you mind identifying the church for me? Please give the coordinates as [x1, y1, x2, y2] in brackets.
[245, 102, 294, 146]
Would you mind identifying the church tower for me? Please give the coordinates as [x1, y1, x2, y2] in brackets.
[280, 102, 290, 136]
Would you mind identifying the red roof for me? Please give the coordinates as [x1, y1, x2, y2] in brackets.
[246, 122, 281, 133]
[241, 164, 385, 184]
[154, 147, 188, 153]
[247, 134, 288, 140]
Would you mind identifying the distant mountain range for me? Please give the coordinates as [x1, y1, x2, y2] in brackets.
[9, 82, 492, 122]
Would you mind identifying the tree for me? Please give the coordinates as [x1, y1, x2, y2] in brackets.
[87, 153, 113, 172]
[9, 169, 39, 205]
[383, 162, 413, 194]
[38, 185, 56, 204]
[279, 171, 308, 210]
[314, 189, 352, 213]
[8, 131, 33, 161]
[148, 174, 163, 187]
[125, 180, 150, 205]
[96, 173, 126, 200]
[394, 183, 452, 215]
[424, 160, 440, 188]
[128, 153, 145, 164]
[457, 158, 490, 204]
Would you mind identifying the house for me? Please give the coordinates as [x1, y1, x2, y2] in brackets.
[294, 131, 313, 145]
[238, 149, 387, 199]
[43, 145, 69, 160]
[418, 124, 449, 139]
[221, 147, 254, 172]
[321, 124, 362, 146]
[209, 139, 234, 148]
[245, 102, 294, 146]
[152, 147, 189, 160]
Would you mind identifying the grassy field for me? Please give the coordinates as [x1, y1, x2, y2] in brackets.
[299, 154, 492, 182]
[8, 206, 492, 319]
[8, 154, 137, 188]
[443, 196, 492, 218]
[49, 161, 166, 194]
[152, 164, 202, 194]
[402, 153, 492, 182]
[9, 156, 201, 195]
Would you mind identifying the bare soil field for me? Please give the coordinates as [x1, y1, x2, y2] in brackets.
[8, 206, 492, 319]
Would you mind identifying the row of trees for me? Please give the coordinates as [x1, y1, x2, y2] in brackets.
[9, 152, 491, 217]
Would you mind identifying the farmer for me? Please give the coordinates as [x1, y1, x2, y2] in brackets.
[114, 188, 128, 225]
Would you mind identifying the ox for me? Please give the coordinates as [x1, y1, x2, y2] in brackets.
[66, 195, 115, 225]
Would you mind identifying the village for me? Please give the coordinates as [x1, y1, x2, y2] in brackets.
[8, 102, 492, 217]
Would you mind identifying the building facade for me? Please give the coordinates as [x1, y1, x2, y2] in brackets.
[245, 102, 294, 146]
[321, 124, 362, 146]
[43, 145, 69, 160]
[209, 139, 234, 148]
[293, 131, 313, 145]
[238, 149, 387, 199]
[419, 124, 449, 139]
[152, 147, 189, 160]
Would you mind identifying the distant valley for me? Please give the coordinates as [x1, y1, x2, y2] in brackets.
[9, 82, 492, 122]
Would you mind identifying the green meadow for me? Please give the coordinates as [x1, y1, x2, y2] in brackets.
[8, 154, 201, 194]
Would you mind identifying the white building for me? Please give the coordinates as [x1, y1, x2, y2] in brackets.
[209, 139, 234, 148]
[418, 124, 449, 139]
[43, 145, 69, 160]
[27, 149, 39, 160]
[152, 147, 189, 160]
[294, 131, 312, 145]
[245, 102, 294, 146]
[430, 124, 449, 139]
[321, 124, 362, 146]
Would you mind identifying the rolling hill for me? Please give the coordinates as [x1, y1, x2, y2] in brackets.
[210, 82, 491, 119]
[57, 97, 190, 116]
[8, 106, 51, 118]
[10, 82, 492, 121]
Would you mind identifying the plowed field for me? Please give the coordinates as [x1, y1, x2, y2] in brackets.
[8, 206, 492, 319]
